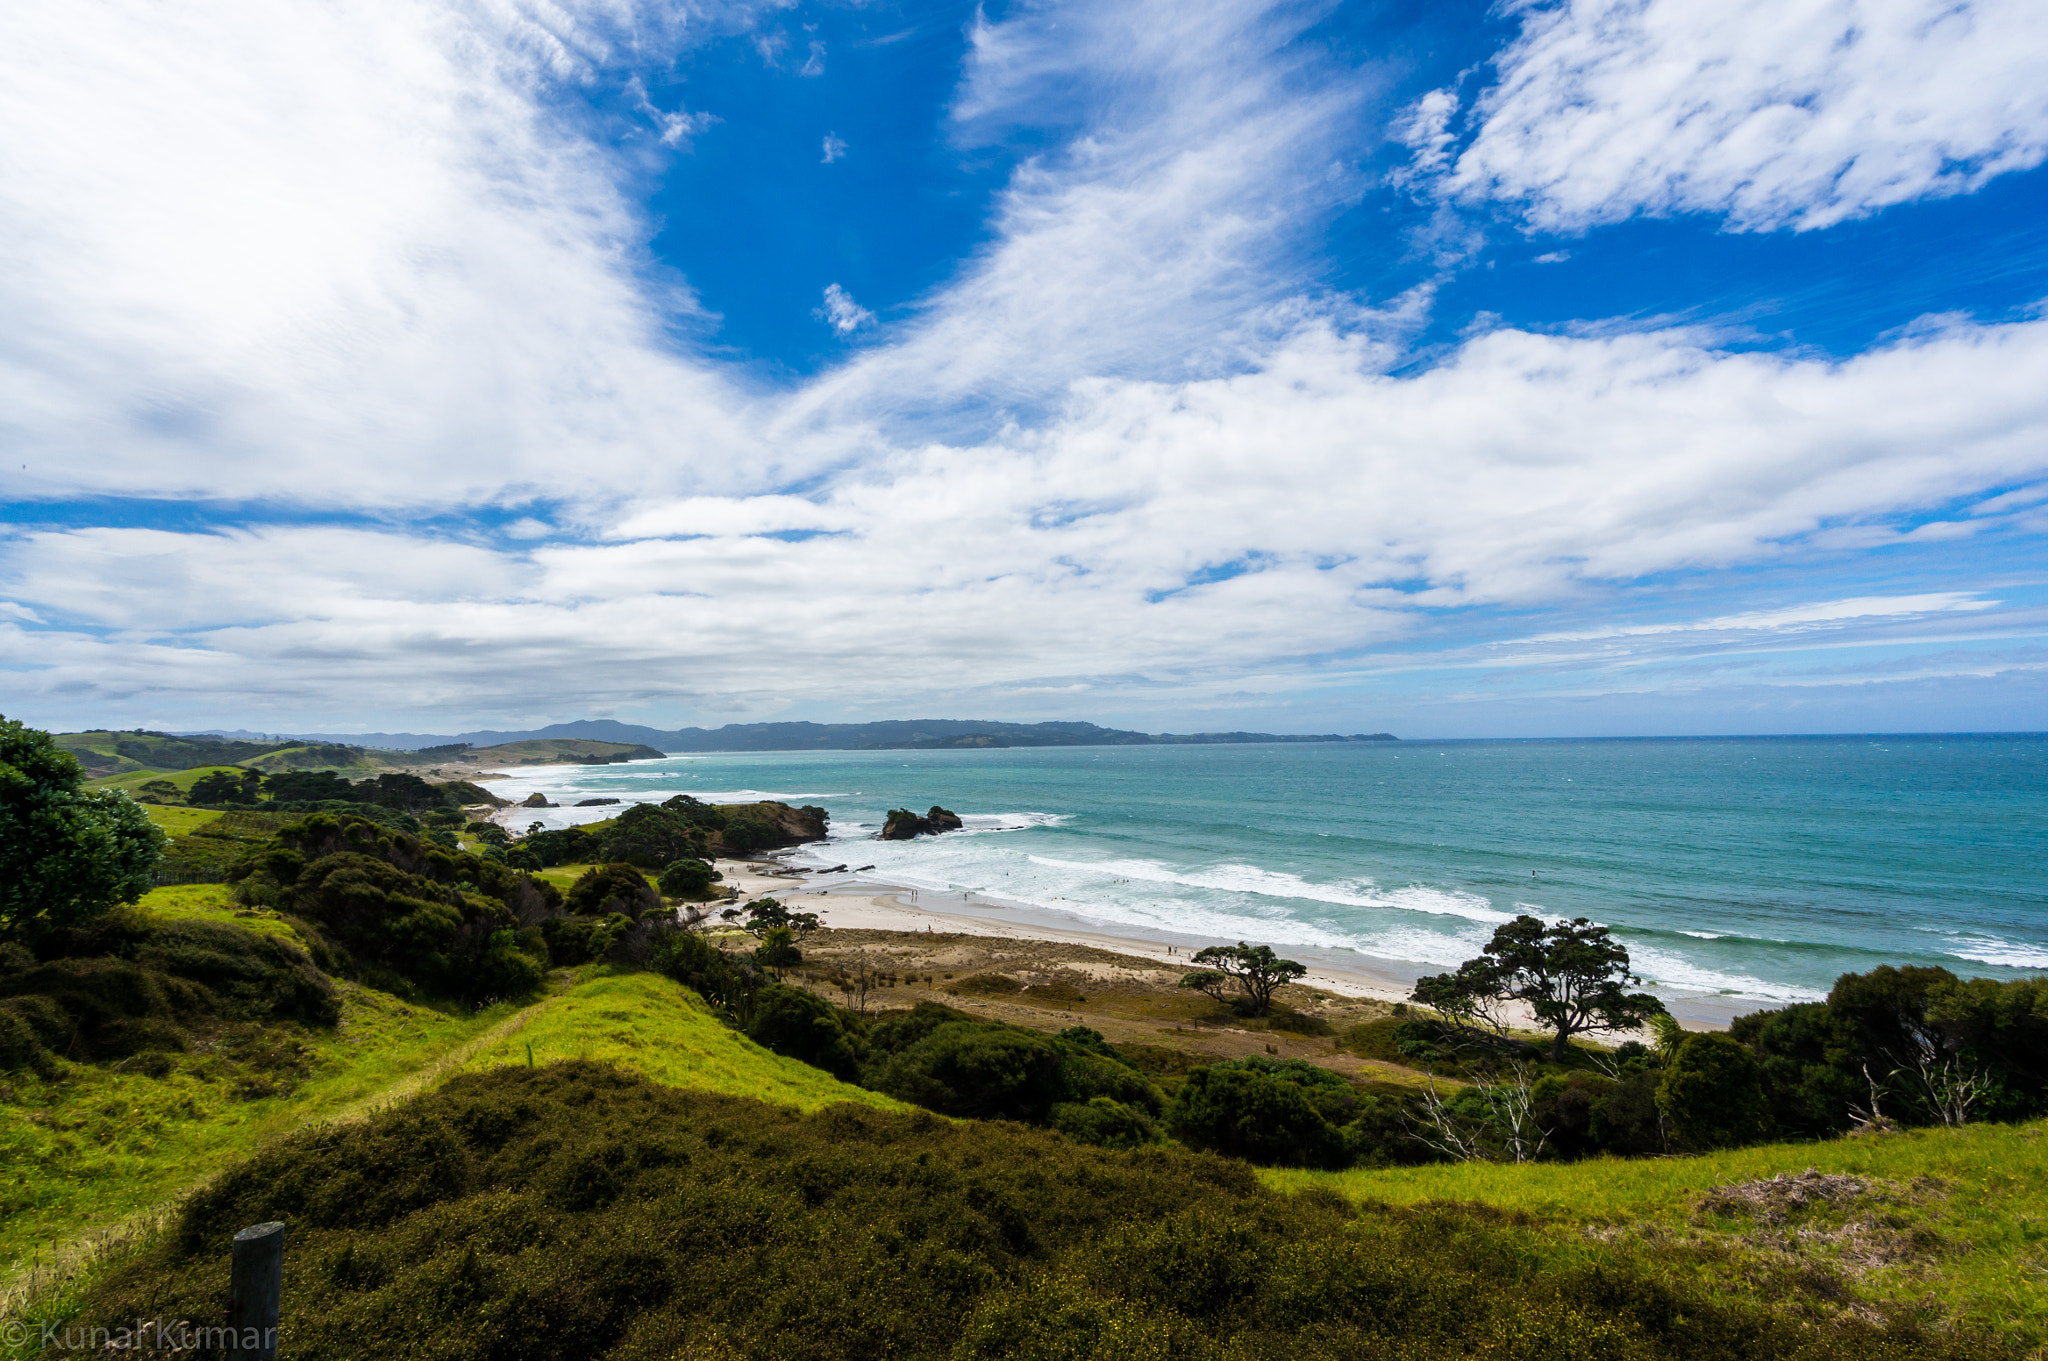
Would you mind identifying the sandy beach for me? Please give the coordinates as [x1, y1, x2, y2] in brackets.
[707, 853, 1423, 1004]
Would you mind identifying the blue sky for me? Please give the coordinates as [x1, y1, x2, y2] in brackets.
[2, 0, 2046, 738]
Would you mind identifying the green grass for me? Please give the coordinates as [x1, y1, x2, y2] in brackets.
[135, 805, 223, 837]
[457, 968, 909, 1115]
[1265, 1120, 2048, 1348]
[0, 888, 526, 1294]
[84, 766, 244, 794]
[136, 883, 302, 942]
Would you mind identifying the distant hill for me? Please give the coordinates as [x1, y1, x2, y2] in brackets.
[189, 719, 1397, 753]
[55, 730, 305, 779]
[447, 739, 668, 767]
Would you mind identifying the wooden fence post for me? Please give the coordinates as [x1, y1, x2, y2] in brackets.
[229, 1222, 284, 1359]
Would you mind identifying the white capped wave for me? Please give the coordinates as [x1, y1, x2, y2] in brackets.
[1026, 856, 1515, 925]
[1626, 944, 1827, 1004]
[1944, 935, 2048, 970]
[958, 812, 1068, 834]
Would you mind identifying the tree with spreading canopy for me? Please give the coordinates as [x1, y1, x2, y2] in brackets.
[1177, 941, 1306, 1017]
[1411, 914, 1664, 1063]
[1, 715, 166, 938]
[741, 897, 820, 941]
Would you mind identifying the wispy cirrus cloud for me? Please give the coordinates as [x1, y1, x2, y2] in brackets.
[1413, 0, 2048, 231]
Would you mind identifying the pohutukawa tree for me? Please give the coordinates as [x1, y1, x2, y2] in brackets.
[1179, 942, 1307, 1017]
[1412, 915, 1665, 1063]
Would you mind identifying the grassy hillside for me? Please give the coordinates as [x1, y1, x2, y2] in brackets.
[1, 890, 901, 1308]
[233, 743, 387, 773]
[54, 731, 302, 779]
[46, 1063, 2006, 1361]
[457, 970, 907, 1114]
[84, 764, 246, 794]
[1265, 1121, 2048, 1348]
[135, 804, 222, 837]
[71, 739, 392, 788]
[0, 887, 524, 1289]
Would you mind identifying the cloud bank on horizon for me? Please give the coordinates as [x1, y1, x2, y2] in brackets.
[2, 0, 2045, 738]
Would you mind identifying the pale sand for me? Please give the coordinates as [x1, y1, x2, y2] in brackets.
[710, 855, 1420, 1006]
[706, 852, 1740, 1036]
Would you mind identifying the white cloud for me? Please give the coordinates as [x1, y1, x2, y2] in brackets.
[4, 0, 2047, 731]
[814, 284, 875, 335]
[1524, 594, 1999, 643]
[798, 39, 827, 77]
[1441, 0, 2048, 231]
[0, 0, 766, 509]
[10, 312, 2047, 723]
[1390, 86, 1458, 183]
[821, 132, 848, 163]
[779, 0, 1385, 427]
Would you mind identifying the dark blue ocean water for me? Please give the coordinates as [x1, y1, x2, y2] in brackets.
[496, 735, 2047, 1009]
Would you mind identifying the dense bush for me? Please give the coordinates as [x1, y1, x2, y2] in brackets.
[1658, 1033, 1774, 1149]
[856, 1002, 1165, 1133]
[601, 803, 710, 869]
[1166, 1057, 1353, 1168]
[1734, 966, 2048, 1134]
[540, 914, 629, 967]
[73, 1063, 2002, 1361]
[0, 909, 338, 1074]
[514, 823, 600, 869]
[231, 814, 557, 1005]
[1531, 1066, 1669, 1157]
[564, 864, 664, 919]
[746, 982, 864, 1081]
[656, 857, 720, 899]
[511, 798, 823, 870]
[866, 1009, 1068, 1121]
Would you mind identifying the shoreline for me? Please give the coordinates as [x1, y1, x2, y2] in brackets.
[478, 765, 1743, 1029]
[712, 851, 1736, 1030]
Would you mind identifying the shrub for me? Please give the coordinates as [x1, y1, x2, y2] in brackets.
[1734, 967, 2048, 1133]
[746, 983, 864, 1081]
[754, 923, 802, 970]
[474, 929, 548, 1003]
[518, 824, 599, 868]
[237, 814, 558, 1005]
[564, 864, 664, 919]
[1166, 1059, 1351, 1168]
[655, 857, 720, 899]
[541, 914, 629, 967]
[1051, 1096, 1157, 1148]
[1658, 1033, 1773, 1149]
[0, 910, 339, 1072]
[73, 1063, 1983, 1361]
[953, 972, 1022, 996]
[599, 804, 709, 869]
[869, 1019, 1067, 1121]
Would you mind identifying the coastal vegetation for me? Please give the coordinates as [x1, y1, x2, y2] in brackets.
[1, 717, 166, 938]
[57, 1061, 2018, 1360]
[4, 716, 2044, 1357]
[1177, 941, 1309, 1017]
[510, 797, 828, 869]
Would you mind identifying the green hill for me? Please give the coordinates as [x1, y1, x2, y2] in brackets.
[54, 731, 300, 779]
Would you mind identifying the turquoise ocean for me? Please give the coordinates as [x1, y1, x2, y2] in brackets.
[491, 735, 2047, 1019]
